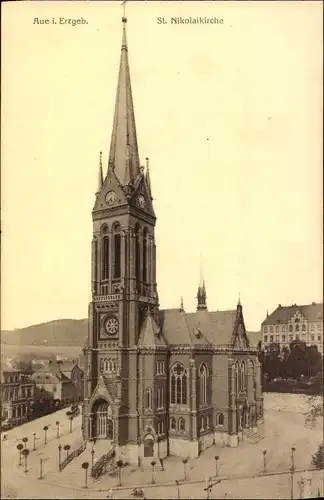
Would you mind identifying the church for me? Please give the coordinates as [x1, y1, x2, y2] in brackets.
[82, 16, 264, 466]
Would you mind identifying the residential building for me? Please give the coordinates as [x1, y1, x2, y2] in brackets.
[261, 302, 323, 353]
[0, 363, 35, 428]
[57, 360, 84, 401]
[82, 16, 263, 466]
[32, 361, 82, 405]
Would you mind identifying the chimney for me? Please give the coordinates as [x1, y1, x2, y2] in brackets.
[312, 302, 316, 306]
[278, 304, 281, 308]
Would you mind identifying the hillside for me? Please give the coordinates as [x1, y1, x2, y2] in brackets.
[1, 317, 260, 349]
[1, 319, 88, 347]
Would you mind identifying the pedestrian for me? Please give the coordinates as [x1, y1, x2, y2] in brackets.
[159, 457, 165, 471]
[2, 433, 7, 441]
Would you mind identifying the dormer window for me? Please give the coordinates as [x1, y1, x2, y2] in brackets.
[194, 328, 201, 338]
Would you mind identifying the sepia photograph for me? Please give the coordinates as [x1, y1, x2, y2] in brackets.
[1, 1, 323, 498]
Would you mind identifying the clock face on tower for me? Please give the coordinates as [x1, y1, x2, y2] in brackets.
[106, 190, 117, 205]
[104, 316, 119, 336]
[137, 194, 146, 209]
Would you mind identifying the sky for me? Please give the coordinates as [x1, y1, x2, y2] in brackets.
[1, 1, 323, 332]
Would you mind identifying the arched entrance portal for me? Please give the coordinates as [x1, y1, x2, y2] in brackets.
[143, 434, 154, 457]
[92, 399, 113, 439]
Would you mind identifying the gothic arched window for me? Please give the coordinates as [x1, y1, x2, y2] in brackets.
[216, 413, 224, 427]
[113, 223, 121, 279]
[102, 225, 109, 280]
[135, 224, 141, 283]
[143, 228, 148, 283]
[234, 362, 240, 394]
[170, 363, 187, 405]
[199, 363, 208, 405]
[100, 357, 116, 373]
[170, 417, 176, 430]
[157, 387, 164, 408]
[179, 418, 185, 431]
[295, 324, 300, 332]
[302, 324, 306, 331]
[289, 324, 293, 332]
[146, 388, 152, 409]
[240, 362, 245, 391]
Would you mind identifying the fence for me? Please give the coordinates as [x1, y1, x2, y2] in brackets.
[59, 440, 86, 471]
[91, 446, 116, 479]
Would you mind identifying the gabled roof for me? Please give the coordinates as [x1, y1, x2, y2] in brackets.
[58, 361, 82, 374]
[262, 303, 323, 326]
[102, 374, 118, 400]
[159, 308, 235, 346]
[138, 311, 167, 347]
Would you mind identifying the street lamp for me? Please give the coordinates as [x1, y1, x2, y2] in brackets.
[21, 448, 30, 473]
[175, 480, 181, 500]
[214, 456, 219, 477]
[182, 458, 188, 481]
[151, 460, 156, 484]
[43, 426, 49, 444]
[39, 458, 43, 480]
[262, 450, 267, 473]
[56, 421, 60, 439]
[290, 447, 296, 500]
[58, 444, 62, 468]
[16, 443, 23, 466]
[91, 448, 95, 469]
[68, 416, 74, 434]
[22, 437, 28, 449]
[33, 432, 36, 451]
[82, 461, 89, 488]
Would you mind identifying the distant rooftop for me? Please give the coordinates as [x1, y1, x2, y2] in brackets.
[262, 302, 323, 326]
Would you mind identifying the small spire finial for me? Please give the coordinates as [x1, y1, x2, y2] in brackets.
[96, 151, 104, 194]
[238, 292, 241, 306]
[180, 296, 184, 312]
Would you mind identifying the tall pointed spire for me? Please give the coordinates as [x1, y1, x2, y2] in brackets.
[96, 151, 104, 194]
[108, 16, 140, 186]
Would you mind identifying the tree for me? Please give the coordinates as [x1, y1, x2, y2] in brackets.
[311, 442, 324, 469]
[82, 461, 89, 488]
[116, 460, 124, 486]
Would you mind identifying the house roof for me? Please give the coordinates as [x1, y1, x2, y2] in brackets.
[33, 371, 70, 384]
[262, 303, 323, 326]
[0, 362, 19, 373]
[158, 308, 237, 346]
[58, 361, 82, 374]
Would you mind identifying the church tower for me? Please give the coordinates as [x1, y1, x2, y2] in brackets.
[83, 16, 159, 460]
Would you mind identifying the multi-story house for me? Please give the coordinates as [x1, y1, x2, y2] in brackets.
[32, 360, 83, 406]
[0, 363, 35, 428]
[261, 302, 323, 353]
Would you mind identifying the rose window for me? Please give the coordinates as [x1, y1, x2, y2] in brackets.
[105, 317, 119, 335]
